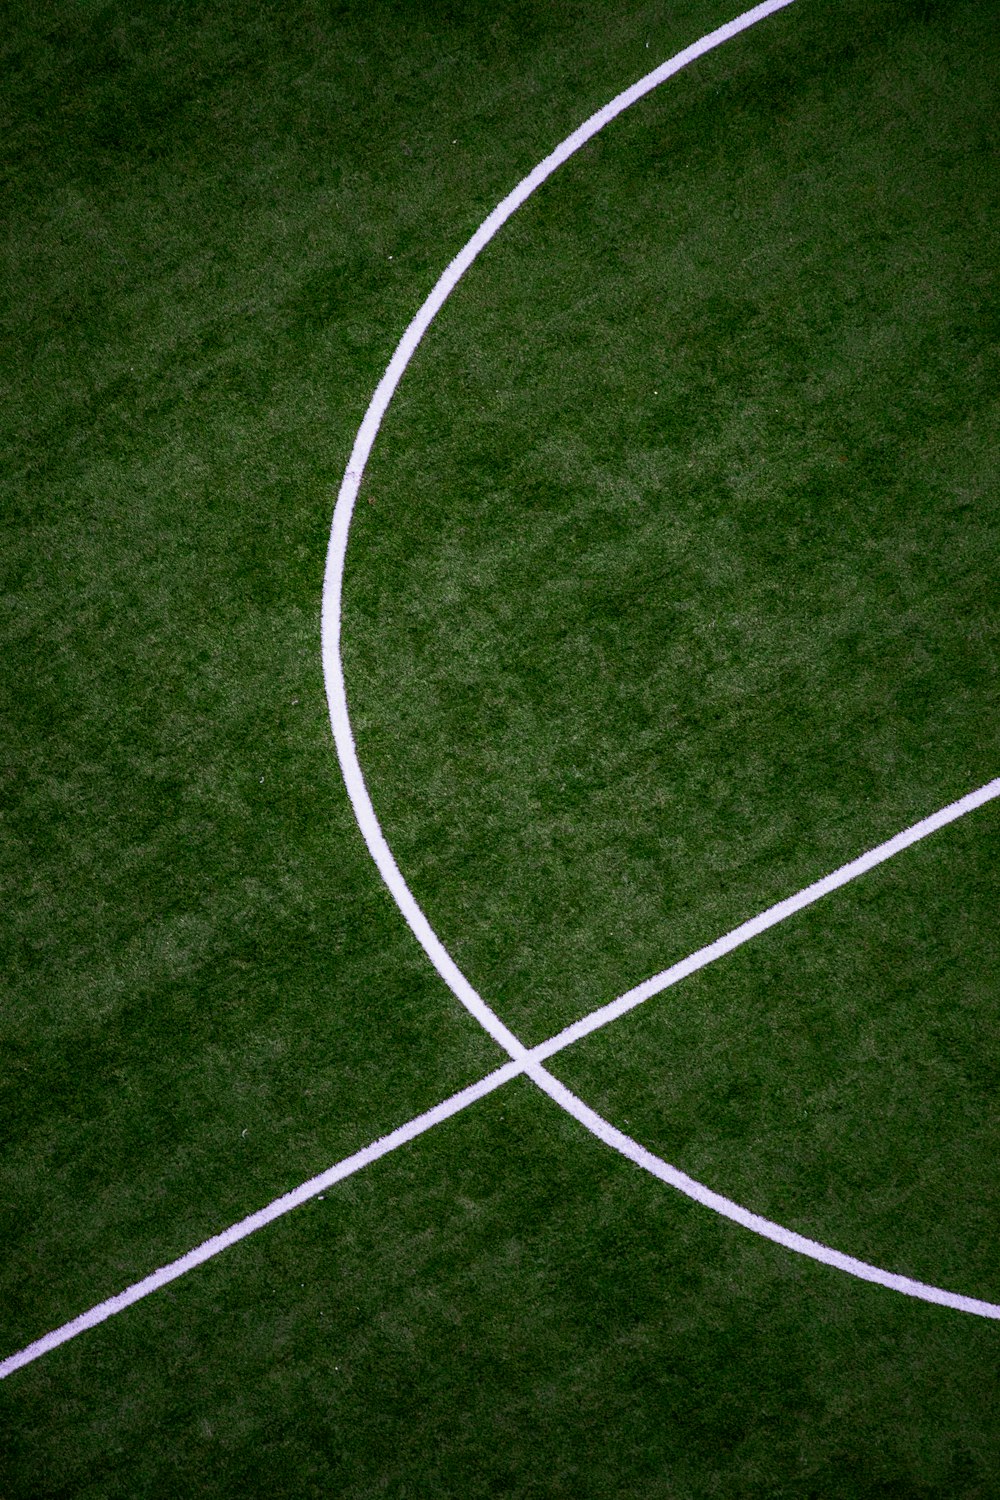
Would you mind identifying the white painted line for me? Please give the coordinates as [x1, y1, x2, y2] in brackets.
[321, 0, 799, 1065]
[0, 1060, 525, 1382]
[531, 777, 1000, 1064]
[4, 779, 998, 1381]
[320, 0, 1000, 1327]
[6, 0, 998, 1386]
[526, 1063, 1000, 1320]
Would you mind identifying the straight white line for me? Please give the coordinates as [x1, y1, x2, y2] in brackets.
[0, 1061, 524, 1382]
[4, 776, 998, 1379]
[532, 777, 1000, 1063]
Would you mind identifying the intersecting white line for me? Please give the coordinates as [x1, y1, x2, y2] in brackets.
[319, 0, 1000, 1326]
[3, 778, 998, 1381]
[5, 0, 998, 1387]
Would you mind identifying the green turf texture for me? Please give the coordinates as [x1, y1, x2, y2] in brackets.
[2, 0, 998, 1494]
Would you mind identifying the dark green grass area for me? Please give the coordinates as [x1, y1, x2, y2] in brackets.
[2, 0, 998, 1493]
[348, 0, 1000, 1042]
[4, 1081, 1000, 1498]
[553, 800, 1000, 1303]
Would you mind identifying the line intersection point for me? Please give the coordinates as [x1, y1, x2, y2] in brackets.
[5, 778, 997, 1381]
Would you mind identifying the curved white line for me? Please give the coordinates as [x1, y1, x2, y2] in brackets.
[526, 1064, 1000, 1320]
[322, 0, 1000, 1319]
[321, 0, 799, 1061]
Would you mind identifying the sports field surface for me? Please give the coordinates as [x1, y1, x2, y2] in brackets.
[2, 0, 998, 1493]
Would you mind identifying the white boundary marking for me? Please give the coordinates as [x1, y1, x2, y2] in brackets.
[0, 1063, 524, 1380]
[4, 0, 998, 1385]
[322, 0, 804, 1060]
[525, 1065, 1000, 1319]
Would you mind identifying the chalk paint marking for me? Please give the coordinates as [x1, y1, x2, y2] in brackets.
[531, 776, 1000, 1063]
[320, 0, 799, 1065]
[525, 1063, 1000, 1319]
[0, 1061, 524, 1381]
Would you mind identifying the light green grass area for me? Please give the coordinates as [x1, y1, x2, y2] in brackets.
[2, 0, 998, 1494]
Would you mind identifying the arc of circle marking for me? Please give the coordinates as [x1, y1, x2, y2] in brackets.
[322, 0, 1000, 1319]
[323, 0, 802, 1061]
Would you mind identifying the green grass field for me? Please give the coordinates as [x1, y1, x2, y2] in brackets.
[2, 0, 998, 1493]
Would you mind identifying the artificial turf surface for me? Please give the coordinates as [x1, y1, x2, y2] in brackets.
[2, 0, 998, 1494]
